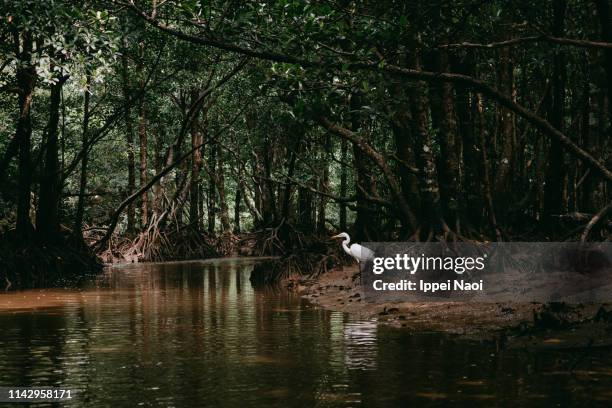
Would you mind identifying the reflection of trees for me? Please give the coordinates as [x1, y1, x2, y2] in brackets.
[0, 261, 363, 405]
[0, 311, 69, 388]
[343, 320, 378, 371]
[0, 297, 97, 395]
[0, 260, 606, 405]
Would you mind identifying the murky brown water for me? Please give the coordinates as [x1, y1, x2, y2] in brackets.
[1, 258, 611, 407]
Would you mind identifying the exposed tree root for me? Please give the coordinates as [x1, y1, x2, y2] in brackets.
[90, 220, 220, 263]
[250, 222, 353, 284]
[250, 251, 348, 285]
[215, 231, 239, 256]
[236, 221, 294, 257]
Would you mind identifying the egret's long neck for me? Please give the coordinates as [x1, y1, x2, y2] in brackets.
[342, 236, 350, 254]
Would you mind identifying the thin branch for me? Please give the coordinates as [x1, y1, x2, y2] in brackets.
[440, 35, 612, 50]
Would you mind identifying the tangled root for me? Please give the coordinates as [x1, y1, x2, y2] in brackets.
[94, 223, 219, 263]
[249, 224, 353, 285]
[215, 232, 239, 256]
[250, 252, 345, 285]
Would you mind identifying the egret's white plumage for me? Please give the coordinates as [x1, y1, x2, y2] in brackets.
[331, 232, 374, 263]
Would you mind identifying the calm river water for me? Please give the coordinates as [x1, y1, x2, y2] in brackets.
[0, 258, 611, 407]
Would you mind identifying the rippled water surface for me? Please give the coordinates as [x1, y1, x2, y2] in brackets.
[1, 258, 612, 407]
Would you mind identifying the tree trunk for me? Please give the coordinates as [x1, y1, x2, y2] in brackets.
[352, 143, 374, 240]
[390, 83, 420, 236]
[121, 51, 136, 235]
[281, 133, 299, 221]
[234, 189, 241, 233]
[152, 125, 165, 217]
[543, 0, 567, 226]
[216, 144, 231, 232]
[189, 97, 204, 230]
[15, 31, 36, 239]
[349, 94, 379, 241]
[477, 93, 502, 240]
[494, 46, 516, 222]
[262, 134, 277, 224]
[138, 91, 148, 229]
[455, 54, 481, 228]
[581, 50, 606, 212]
[592, 0, 612, 210]
[73, 74, 91, 234]
[425, 1, 463, 231]
[317, 133, 331, 234]
[238, 174, 261, 225]
[173, 136, 189, 229]
[439, 54, 463, 230]
[298, 186, 314, 233]
[233, 136, 262, 225]
[339, 138, 348, 231]
[37, 70, 67, 240]
[410, 54, 445, 237]
[207, 144, 217, 233]
[594, 0, 612, 121]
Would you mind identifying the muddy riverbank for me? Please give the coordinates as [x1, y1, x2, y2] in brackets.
[288, 265, 612, 346]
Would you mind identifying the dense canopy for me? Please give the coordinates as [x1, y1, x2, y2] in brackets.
[0, 0, 610, 285]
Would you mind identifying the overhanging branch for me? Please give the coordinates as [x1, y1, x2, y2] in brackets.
[122, 1, 612, 183]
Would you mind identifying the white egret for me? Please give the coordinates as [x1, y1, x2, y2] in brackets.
[331, 233, 374, 263]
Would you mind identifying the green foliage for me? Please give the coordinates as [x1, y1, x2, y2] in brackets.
[0, 0, 610, 246]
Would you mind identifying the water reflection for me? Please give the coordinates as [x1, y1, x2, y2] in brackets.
[0, 258, 610, 407]
[343, 320, 378, 371]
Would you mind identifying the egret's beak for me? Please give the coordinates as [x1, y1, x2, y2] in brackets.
[331, 234, 341, 239]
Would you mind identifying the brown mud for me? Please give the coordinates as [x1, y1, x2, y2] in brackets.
[287, 265, 612, 348]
